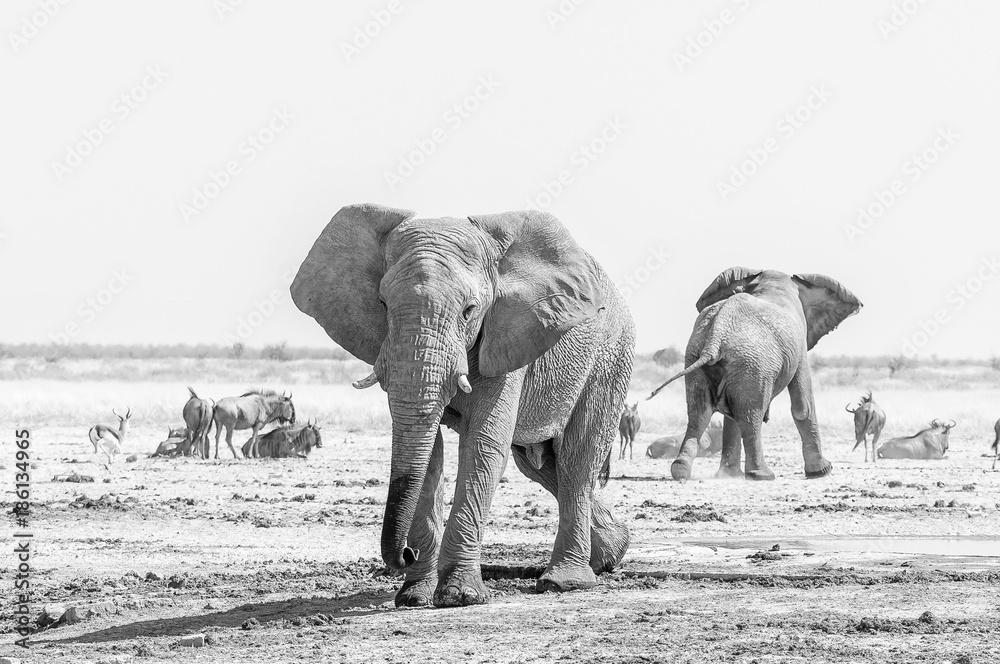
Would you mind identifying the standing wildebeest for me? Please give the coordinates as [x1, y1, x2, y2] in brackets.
[618, 403, 640, 460]
[991, 418, 1000, 469]
[646, 420, 723, 459]
[212, 389, 295, 459]
[846, 390, 886, 463]
[877, 419, 955, 460]
[88, 407, 131, 465]
[241, 421, 322, 458]
[182, 387, 214, 458]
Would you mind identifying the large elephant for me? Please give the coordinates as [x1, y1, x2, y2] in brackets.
[648, 267, 861, 481]
[291, 204, 634, 608]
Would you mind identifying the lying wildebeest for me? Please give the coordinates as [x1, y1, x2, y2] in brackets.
[88, 407, 131, 466]
[618, 403, 640, 460]
[241, 421, 322, 458]
[213, 389, 295, 458]
[846, 390, 886, 463]
[151, 426, 188, 458]
[991, 418, 1000, 470]
[183, 387, 214, 458]
[646, 420, 723, 459]
[877, 419, 955, 460]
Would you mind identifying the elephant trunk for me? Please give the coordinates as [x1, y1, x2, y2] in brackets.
[379, 315, 458, 572]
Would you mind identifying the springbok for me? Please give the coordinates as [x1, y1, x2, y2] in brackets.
[88, 407, 131, 465]
[182, 387, 214, 458]
[990, 418, 1000, 470]
[212, 389, 295, 459]
[241, 421, 322, 459]
[618, 403, 641, 460]
[846, 390, 886, 463]
[878, 419, 955, 460]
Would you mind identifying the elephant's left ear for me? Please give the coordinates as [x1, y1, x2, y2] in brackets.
[792, 273, 863, 350]
[470, 210, 606, 377]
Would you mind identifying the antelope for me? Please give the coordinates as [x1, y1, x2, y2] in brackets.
[646, 419, 723, 459]
[991, 418, 1000, 470]
[618, 402, 641, 460]
[213, 389, 295, 459]
[878, 419, 955, 460]
[241, 420, 322, 459]
[846, 390, 886, 463]
[151, 426, 188, 458]
[88, 407, 130, 465]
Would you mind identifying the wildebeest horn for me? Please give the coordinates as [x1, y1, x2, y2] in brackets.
[845, 403, 857, 413]
[945, 419, 956, 428]
[353, 372, 378, 389]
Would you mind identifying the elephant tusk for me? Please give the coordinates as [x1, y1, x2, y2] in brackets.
[352, 372, 379, 390]
[457, 375, 472, 394]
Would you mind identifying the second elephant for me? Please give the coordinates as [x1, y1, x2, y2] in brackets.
[649, 267, 862, 481]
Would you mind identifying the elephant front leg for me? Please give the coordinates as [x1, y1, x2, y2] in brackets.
[395, 428, 444, 607]
[715, 416, 743, 479]
[433, 374, 521, 608]
[788, 367, 832, 478]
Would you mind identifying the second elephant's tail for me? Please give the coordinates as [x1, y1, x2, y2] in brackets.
[648, 350, 717, 400]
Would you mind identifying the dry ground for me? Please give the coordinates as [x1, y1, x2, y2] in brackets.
[2, 359, 999, 663]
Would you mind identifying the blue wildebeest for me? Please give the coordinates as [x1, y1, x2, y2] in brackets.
[618, 403, 641, 460]
[878, 419, 955, 460]
[183, 387, 214, 458]
[213, 389, 295, 459]
[241, 421, 322, 459]
[990, 418, 1000, 469]
[88, 407, 130, 466]
[151, 426, 188, 458]
[846, 390, 886, 463]
[646, 419, 723, 459]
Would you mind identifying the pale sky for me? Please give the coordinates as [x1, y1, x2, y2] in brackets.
[2, 1, 998, 357]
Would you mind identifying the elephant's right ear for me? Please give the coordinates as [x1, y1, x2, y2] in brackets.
[695, 266, 763, 312]
[290, 204, 415, 364]
[792, 273, 862, 350]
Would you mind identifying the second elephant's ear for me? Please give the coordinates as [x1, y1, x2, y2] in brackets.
[695, 266, 763, 312]
[792, 273, 863, 350]
[290, 203, 416, 364]
[470, 210, 606, 377]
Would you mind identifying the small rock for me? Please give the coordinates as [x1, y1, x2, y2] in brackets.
[103, 478, 112, 483]
[499, 477, 509, 484]
[126, 454, 139, 463]
[38, 603, 66, 627]
[167, 575, 186, 589]
[0, 656, 22, 664]
[933, 500, 947, 508]
[204, 600, 223, 610]
[60, 605, 94, 625]
[887, 480, 902, 488]
[770, 543, 781, 552]
[241, 618, 261, 630]
[962, 484, 976, 492]
[935, 481, 946, 488]
[947, 500, 960, 508]
[178, 633, 205, 647]
[918, 610, 938, 624]
[145, 572, 160, 581]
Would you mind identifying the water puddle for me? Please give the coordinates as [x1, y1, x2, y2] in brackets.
[631, 537, 1000, 561]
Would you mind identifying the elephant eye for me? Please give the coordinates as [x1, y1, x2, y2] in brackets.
[379, 299, 387, 310]
[462, 304, 476, 320]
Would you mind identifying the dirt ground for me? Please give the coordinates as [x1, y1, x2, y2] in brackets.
[5, 408, 996, 664]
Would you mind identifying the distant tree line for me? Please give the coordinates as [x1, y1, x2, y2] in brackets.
[0, 342, 354, 362]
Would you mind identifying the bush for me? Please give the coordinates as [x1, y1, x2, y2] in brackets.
[230, 341, 245, 361]
[653, 346, 683, 367]
[887, 355, 909, 378]
[261, 342, 289, 362]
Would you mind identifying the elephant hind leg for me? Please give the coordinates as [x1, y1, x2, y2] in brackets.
[715, 416, 743, 479]
[512, 441, 629, 581]
[671, 375, 714, 482]
[740, 416, 774, 481]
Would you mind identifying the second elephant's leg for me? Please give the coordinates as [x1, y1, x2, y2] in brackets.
[671, 375, 714, 481]
[740, 416, 774, 481]
[788, 366, 833, 478]
[395, 428, 444, 607]
[715, 416, 743, 479]
[511, 444, 629, 576]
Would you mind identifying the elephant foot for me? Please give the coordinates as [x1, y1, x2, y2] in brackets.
[805, 458, 833, 479]
[395, 577, 435, 608]
[670, 458, 693, 481]
[536, 564, 597, 593]
[715, 465, 744, 480]
[745, 466, 775, 481]
[590, 520, 630, 575]
[433, 568, 489, 607]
